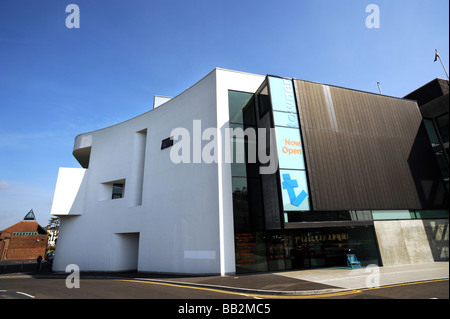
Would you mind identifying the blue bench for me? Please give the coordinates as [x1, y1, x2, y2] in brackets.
[347, 254, 361, 268]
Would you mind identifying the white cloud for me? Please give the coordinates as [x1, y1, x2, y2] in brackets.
[0, 180, 10, 189]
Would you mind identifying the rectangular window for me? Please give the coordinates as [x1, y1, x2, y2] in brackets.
[372, 210, 416, 220]
[112, 183, 124, 199]
[228, 90, 255, 125]
[161, 137, 173, 150]
[98, 179, 126, 201]
[257, 83, 271, 119]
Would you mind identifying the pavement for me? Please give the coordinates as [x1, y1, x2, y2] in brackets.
[128, 262, 449, 296]
[1, 260, 448, 296]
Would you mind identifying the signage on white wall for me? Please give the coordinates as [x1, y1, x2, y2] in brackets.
[268, 76, 310, 211]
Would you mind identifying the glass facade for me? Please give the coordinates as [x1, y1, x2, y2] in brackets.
[229, 90, 266, 273]
[436, 113, 449, 148]
[266, 227, 380, 270]
[234, 227, 380, 273]
[228, 85, 447, 274]
[372, 209, 449, 220]
[228, 88, 384, 273]
[228, 91, 264, 235]
[228, 89, 381, 273]
[423, 118, 449, 190]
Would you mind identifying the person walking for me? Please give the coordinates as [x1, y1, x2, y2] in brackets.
[36, 255, 43, 271]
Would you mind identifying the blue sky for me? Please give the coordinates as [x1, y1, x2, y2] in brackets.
[0, 0, 448, 229]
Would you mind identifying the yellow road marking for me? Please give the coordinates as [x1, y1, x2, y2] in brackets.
[117, 277, 448, 299]
[358, 278, 449, 292]
[116, 279, 359, 298]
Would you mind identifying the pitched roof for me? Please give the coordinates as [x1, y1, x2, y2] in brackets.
[2, 210, 47, 234]
[2, 220, 46, 234]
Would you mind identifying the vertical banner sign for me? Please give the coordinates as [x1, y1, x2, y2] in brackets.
[268, 77, 310, 211]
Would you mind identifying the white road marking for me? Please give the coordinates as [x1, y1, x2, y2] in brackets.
[16, 291, 35, 298]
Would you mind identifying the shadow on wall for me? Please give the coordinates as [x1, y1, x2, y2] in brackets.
[408, 123, 449, 263]
[407, 122, 449, 209]
[423, 219, 449, 262]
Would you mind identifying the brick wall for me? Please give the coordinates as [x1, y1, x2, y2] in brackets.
[0, 231, 11, 261]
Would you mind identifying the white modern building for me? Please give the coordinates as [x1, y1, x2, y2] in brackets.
[51, 68, 265, 275]
[51, 68, 448, 276]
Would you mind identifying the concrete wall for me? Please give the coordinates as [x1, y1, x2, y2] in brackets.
[374, 220, 435, 265]
[422, 219, 449, 262]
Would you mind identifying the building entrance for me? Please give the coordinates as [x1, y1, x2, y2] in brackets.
[266, 229, 351, 271]
[235, 226, 380, 274]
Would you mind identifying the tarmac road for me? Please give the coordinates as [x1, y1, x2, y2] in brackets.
[0, 276, 448, 299]
[0, 273, 448, 318]
[1, 261, 448, 302]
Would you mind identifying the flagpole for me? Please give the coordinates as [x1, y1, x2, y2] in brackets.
[435, 49, 449, 80]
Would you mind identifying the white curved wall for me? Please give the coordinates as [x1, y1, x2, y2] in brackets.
[52, 68, 265, 275]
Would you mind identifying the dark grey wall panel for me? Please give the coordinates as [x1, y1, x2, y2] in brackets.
[294, 79, 448, 210]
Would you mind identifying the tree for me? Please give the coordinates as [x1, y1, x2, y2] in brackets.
[46, 217, 60, 250]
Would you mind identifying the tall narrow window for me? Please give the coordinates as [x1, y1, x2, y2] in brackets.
[131, 129, 147, 206]
[229, 90, 267, 274]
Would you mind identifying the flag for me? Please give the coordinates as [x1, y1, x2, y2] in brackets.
[434, 49, 439, 62]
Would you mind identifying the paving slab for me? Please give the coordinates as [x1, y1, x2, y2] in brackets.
[274, 262, 449, 290]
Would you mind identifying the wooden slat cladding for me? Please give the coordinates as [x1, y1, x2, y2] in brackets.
[294, 79, 446, 210]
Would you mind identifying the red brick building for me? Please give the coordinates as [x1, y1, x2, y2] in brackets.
[0, 210, 48, 261]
